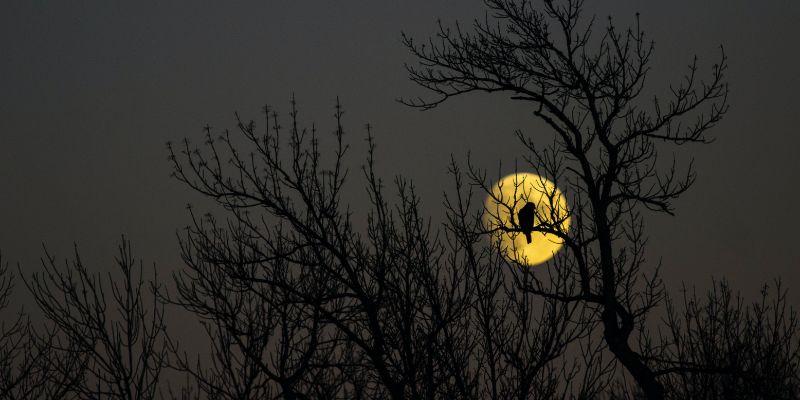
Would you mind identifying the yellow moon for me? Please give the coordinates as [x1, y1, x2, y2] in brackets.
[483, 173, 570, 266]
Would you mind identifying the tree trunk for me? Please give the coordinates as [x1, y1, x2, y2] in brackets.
[602, 308, 664, 400]
[597, 217, 664, 400]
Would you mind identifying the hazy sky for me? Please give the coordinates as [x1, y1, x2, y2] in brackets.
[1, 1, 799, 305]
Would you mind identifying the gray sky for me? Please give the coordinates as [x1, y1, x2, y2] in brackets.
[1, 1, 799, 307]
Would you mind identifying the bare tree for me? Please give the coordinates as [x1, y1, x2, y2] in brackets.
[1, 253, 85, 400]
[166, 209, 333, 399]
[402, 0, 728, 398]
[0, 253, 29, 398]
[0, 254, 41, 399]
[654, 279, 800, 399]
[23, 238, 168, 400]
[167, 98, 610, 399]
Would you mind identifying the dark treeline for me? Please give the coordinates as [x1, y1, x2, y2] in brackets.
[2, 1, 799, 399]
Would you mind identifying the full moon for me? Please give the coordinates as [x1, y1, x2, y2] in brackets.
[483, 173, 571, 266]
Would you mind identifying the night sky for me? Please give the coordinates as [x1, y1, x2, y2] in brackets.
[2, 0, 799, 309]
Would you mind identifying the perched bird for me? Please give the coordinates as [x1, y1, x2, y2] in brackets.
[517, 202, 536, 244]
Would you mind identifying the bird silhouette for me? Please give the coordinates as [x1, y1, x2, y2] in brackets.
[517, 202, 535, 244]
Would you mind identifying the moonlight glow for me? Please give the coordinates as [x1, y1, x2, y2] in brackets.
[483, 173, 570, 266]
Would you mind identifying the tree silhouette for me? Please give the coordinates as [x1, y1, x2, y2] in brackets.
[0, 255, 44, 399]
[22, 239, 168, 400]
[1, 253, 87, 400]
[656, 280, 800, 399]
[402, 0, 728, 398]
[165, 208, 332, 399]
[4, 2, 800, 399]
[167, 98, 617, 398]
[0, 254, 30, 398]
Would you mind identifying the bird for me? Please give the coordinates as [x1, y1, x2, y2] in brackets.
[517, 202, 536, 244]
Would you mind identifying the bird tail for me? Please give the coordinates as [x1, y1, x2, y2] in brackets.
[524, 232, 532, 244]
